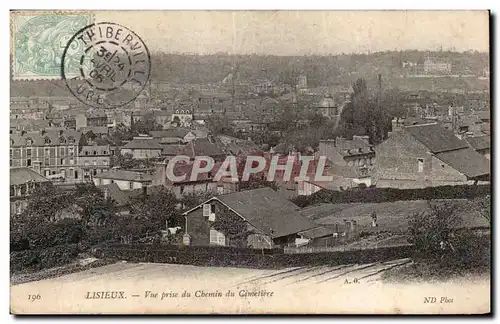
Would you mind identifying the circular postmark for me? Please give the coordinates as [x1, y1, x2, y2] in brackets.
[61, 22, 151, 109]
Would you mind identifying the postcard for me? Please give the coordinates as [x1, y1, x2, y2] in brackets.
[9, 10, 491, 314]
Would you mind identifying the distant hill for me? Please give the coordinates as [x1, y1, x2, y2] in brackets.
[10, 50, 489, 97]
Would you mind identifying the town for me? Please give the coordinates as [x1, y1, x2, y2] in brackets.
[10, 49, 491, 284]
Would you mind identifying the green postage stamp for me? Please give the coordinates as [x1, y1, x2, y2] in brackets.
[11, 11, 93, 80]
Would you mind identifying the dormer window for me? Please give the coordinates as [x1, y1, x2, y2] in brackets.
[25, 138, 33, 146]
[59, 137, 66, 144]
[44, 137, 51, 144]
[68, 137, 75, 144]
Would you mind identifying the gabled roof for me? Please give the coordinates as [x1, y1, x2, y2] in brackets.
[179, 138, 226, 158]
[10, 168, 49, 186]
[297, 226, 335, 239]
[97, 183, 130, 206]
[405, 123, 469, 153]
[94, 170, 153, 182]
[185, 187, 316, 238]
[121, 138, 164, 150]
[150, 128, 192, 139]
[435, 147, 490, 178]
[466, 135, 490, 151]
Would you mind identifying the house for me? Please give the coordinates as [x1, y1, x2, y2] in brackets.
[178, 137, 227, 162]
[375, 123, 490, 188]
[10, 167, 50, 215]
[466, 135, 490, 160]
[97, 182, 142, 215]
[297, 174, 356, 196]
[93, 170, 153, 190]
[120, 137, 164, 159]
[10, 129, 83, 183]
[152, 160, 236, 198]
[182, 187, 317, 248]
[149, 128, 196, 144]
[79, 145, 112, 181]
[318, 136, 376, 187]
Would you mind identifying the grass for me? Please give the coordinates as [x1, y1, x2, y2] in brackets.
[302, 199, 486, 234]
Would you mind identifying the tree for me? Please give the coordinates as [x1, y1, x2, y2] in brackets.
[407, 200, 463, 258]
[128, 187, 181, 229]
[180, 191, 214, 211]
[20, 183, 73, 224]
[74, 183, 118, 227]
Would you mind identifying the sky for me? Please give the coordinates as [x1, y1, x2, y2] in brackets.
[94, 10, 490, 55]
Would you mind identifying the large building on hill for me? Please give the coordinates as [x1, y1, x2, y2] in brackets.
[10, 129, 83, 182]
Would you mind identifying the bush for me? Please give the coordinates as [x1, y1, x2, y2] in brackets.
[10, 244, 80, 273]
[14, 219, 84, 251]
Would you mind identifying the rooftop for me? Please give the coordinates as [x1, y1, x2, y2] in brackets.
[192, 187, 317, 238]
[94, 170, 153, 182]
[10, 168, 49, 186]
[405, 123, 469, 153]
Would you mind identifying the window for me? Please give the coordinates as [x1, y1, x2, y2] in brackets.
[26, 148, 32, 157]
[417, 158, 424, 173]
[25, 138, 33, 146]
[93, 151, 97, 156]
[85, 151, 89, 156]
[74, 170, 78, 179]
[103, 151, 107, 155]
[10, 149, 12, 158]
[217, 185, 224, 195]
[44, 158, 49, 166]
[60, 158, 64, 165]
[59, 137, 66, 144]
[209, 229, 225, 246]
[68, 137, 75, 144]
[44, 137, 51, 144]
[45, 147, 50, 157]
[129, 181, 133, 189]
[180, 186, 185, 195]
[69, 147, 74, 156]
[45, 170, 50, 177]
[61, 169, 66, 178]
[69, 158, 74, 165]
[27, 159, 31, 167]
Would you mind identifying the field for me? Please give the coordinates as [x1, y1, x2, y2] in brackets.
[302, 199, 487, 234]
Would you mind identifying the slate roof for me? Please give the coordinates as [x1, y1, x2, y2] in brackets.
[94, 170, 153, 182]
[121, 138, 164, 150]
[80, 126, 109, 134]
[150, 128, 191, 139]
[10, 130, 82, 147]
[405, 124, 469, 153]
[297, 226, 335, 239]
[211, 187, 317, 238]
[97, 183, 130, 206]
[435, 147, 490, 178]
[180, 138, 226, 158]
[10, 168, 49, 186]
[466, 135, 490, 151]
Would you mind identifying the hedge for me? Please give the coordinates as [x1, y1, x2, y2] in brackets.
[10, 244, 80, 273]
[291, 184, 490, 207]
